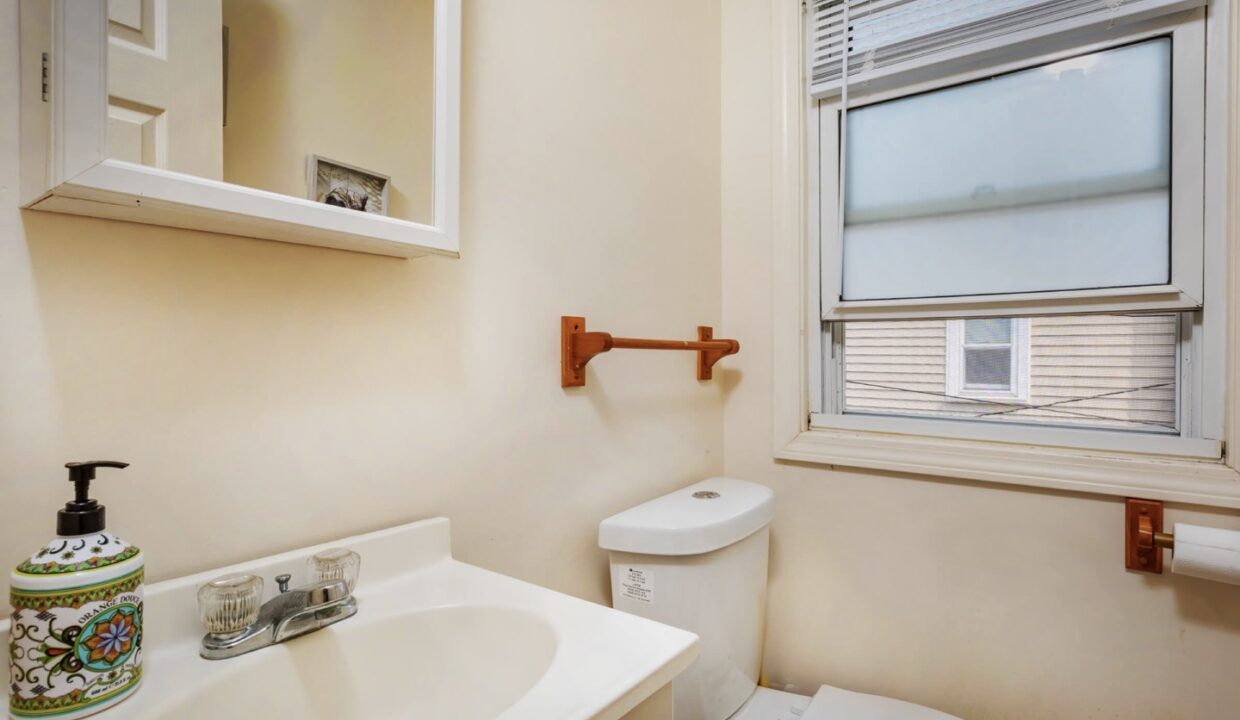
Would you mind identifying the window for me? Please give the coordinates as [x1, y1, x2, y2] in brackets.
[840, 40, 1172, 302]
[806, 1, 1221, 458]
[820, 27, 1204, 317]
[946, 318, 1030, 403]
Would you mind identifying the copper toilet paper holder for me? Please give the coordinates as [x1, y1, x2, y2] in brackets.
[1125, 498, 1176, 573]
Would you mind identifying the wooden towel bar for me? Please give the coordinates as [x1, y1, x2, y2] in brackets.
[561, 316, 740, 388]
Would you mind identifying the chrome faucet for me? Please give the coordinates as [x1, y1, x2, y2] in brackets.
[198, 558, 359, 660]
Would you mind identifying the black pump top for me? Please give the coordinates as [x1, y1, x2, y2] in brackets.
[59, 461, 128, 536]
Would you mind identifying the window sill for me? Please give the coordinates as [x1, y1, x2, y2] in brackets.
[777, 426, 1240, 509]
[811, 412, 1220, 459]
[953, 392, 1027, 402]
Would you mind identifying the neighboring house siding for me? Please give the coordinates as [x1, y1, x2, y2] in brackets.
[842, 314, 1177, 431]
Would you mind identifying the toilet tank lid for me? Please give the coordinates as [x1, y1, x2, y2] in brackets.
[598, 477, 774, 556]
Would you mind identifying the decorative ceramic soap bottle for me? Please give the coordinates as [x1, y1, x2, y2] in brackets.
[9, 462, 144, 720]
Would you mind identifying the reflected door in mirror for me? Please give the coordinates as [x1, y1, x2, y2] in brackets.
[107, 0, 224, 179]
[105, 0, 436, 226]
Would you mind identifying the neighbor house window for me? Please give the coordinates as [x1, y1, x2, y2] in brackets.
[808, 1, 1218, 456]
[946, 318, 1030, 403]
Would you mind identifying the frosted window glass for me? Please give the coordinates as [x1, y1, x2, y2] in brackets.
[841, 39, 1171, 301]
[965, 319, 1012, 345]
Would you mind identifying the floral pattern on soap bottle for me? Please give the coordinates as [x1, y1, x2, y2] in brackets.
[75, 605, 140, 671]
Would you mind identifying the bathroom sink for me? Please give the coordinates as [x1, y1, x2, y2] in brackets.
[155, 606, 558, 720]
[1, 518, 698, 720]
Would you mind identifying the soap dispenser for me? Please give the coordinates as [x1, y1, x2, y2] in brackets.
[9, 462, 144, 720]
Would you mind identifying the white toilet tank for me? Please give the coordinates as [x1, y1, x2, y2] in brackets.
[600, 478, 774, 720]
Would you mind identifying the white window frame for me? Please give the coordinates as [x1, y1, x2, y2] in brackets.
[817, 16, 1214, 456]
[946, 318, 1031, 403]
[770, 0, 1240, 508]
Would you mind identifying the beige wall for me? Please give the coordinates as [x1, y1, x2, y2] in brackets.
[0, 0, 721, 609]
[222, 0, 435, 223]
[722, 2, 1240, 719]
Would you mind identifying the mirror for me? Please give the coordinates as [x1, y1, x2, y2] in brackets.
[20, 0, 456, 257]
[104, 0, 436, 225]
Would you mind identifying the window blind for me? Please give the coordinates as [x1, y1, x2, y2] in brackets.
[809, 0, 1204, 97]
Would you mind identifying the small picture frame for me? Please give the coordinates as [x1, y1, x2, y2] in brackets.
[307, 155, 391, 216]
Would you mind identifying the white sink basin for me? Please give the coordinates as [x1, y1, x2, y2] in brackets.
[158, 606, 558, 720]
[2, 519, 698, 720]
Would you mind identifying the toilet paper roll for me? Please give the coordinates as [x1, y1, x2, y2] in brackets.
[1171, 523, 1240, 586]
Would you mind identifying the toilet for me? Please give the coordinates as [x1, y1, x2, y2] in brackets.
[599, 477, 959, 720]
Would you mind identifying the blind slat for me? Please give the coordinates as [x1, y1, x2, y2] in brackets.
[809, 0, 1204, 98]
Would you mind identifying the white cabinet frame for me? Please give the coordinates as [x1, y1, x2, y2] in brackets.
[770, 0, 1240, 508]
[18, 0, 461, 259]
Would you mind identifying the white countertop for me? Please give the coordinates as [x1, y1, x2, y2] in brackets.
[2, 518, 699, 720]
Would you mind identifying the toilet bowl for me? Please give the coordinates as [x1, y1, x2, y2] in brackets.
[731, 685, 958, 720]
[599, 477, 959, 720]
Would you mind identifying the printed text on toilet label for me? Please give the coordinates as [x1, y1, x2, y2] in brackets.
[621, 567, 654, 603]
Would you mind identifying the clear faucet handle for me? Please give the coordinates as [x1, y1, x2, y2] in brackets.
[198, 573, 264, 635]
[308, 548, 361, 593]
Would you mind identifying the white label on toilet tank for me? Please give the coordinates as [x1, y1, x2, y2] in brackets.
[621, 566, 654, 604]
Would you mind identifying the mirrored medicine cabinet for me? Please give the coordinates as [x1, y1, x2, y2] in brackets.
[19, 0, 460, 258]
